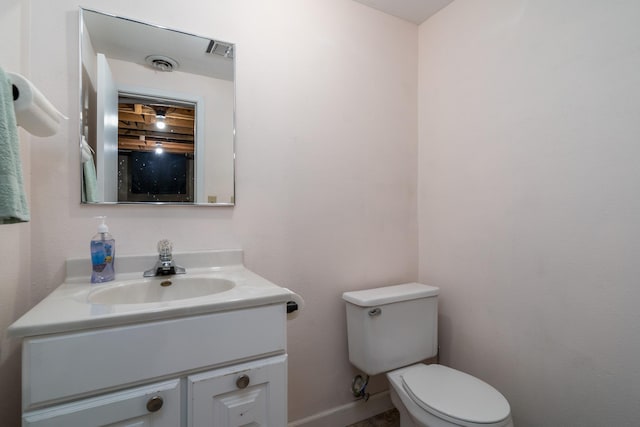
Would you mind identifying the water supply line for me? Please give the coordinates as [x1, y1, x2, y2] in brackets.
[351, 374, 370, 401]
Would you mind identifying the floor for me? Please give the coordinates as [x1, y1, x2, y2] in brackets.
[346, 408, 400, 427]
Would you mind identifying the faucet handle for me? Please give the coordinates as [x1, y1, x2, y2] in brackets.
[157, 239, 173, 258]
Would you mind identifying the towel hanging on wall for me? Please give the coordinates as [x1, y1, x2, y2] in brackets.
[8, 72, 67, 137]
[0, 67, 30, 224]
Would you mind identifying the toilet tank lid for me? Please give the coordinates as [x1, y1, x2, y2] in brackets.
[342, 283, 439, 307]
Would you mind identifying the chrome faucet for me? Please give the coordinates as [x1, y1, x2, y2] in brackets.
[143, 239, 186, 277]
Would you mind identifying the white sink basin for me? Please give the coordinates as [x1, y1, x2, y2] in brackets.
[88, 277, 235, 305]
[8, 250, 303, 338]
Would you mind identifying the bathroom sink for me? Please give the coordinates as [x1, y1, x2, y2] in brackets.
[7, 250, 303, 338]
[88, 277, 235, 305]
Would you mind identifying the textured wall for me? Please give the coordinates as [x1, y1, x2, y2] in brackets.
[418, 1, 640, 425]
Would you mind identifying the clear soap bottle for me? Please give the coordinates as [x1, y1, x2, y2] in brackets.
[90, 216, 115, 283]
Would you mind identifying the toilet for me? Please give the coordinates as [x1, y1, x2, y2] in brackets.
[343, 283, 513, 427]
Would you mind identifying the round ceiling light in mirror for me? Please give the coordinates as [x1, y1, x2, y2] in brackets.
[145, 55, 179, 72]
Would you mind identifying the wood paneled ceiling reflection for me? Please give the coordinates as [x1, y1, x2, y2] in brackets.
[118, 103, 195, 155]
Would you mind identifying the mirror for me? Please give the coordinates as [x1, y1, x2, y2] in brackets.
[79, 8, 235, 205]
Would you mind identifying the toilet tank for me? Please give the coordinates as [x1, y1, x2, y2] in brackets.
[342, 283, 439, 376]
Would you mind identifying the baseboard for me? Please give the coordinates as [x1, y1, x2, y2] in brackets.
[288, 390, 394, 427]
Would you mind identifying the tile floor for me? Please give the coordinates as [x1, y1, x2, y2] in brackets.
[346, 408, 400, 427]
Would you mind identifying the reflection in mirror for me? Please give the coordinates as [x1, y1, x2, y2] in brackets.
[118, 95, 195, 202]
[79, 8, 235, 205]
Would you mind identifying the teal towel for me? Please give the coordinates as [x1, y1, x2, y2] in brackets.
[0, 67, 30, 224]
[83, 156, 98, 203]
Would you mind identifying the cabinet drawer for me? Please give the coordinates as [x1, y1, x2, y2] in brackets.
[23, 379, 180, 427]
[23, 304, 286, 410]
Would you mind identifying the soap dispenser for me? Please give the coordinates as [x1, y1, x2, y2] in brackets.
[90, 216, 115, 283]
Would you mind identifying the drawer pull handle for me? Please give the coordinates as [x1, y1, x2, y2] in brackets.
[236, 374, 250, 389]
[146, 396, 164, 412]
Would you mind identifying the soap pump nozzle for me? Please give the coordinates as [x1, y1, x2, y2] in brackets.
[95, 216, 109, 234]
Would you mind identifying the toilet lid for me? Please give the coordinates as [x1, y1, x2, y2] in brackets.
[401, 364, 510, 424]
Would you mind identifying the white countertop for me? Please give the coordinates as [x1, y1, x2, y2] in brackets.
[8, 250, 301, 338]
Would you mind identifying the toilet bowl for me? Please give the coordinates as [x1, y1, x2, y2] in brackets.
[387, 364, 513, 427]
[342, 283, 514, 427]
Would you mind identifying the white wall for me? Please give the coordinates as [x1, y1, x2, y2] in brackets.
[0, 0, 32, 424]
[0, 0, 418, 424]
[418, 1, 640, 425]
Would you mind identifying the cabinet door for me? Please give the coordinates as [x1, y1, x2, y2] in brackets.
[23, 380, 180, 427]
[188, 355, 287, 427]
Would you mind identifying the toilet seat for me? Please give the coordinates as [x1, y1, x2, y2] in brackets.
[401, 364, 511, 425]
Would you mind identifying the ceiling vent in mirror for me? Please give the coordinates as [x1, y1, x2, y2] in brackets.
[145, 55, 179, 72]
[206, 40, 234, 59]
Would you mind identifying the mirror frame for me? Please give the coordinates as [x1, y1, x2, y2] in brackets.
[78, 8, 236, 206]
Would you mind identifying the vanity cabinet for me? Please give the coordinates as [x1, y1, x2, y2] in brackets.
[19, 304, 288, 427]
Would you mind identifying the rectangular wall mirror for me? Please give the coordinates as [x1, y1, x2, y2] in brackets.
[79, 8, 235, 205]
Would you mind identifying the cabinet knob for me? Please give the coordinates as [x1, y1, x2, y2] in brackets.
[146, 395, 164, 412]
[236, 374, 250, 389]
